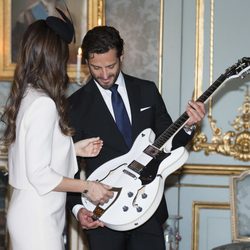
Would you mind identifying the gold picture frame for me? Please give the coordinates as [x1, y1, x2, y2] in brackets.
[192, 201, 230, 250]
[0, 0, 105, 82]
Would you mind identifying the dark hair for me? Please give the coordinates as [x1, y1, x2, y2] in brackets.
[82, 26, 124, 61]
[2, 19, 73, 147]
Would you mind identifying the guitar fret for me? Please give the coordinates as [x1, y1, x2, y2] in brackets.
[197, 74, 226, 103]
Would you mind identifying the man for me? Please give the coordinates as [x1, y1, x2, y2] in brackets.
[67, 26, 205, 250]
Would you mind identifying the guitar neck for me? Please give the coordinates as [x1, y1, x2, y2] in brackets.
[153, 73, 227, 149]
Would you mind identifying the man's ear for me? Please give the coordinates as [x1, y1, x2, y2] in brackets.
[120, 54, 124, 62]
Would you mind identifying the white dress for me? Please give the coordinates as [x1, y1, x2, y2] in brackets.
[7, 87, 78, 250]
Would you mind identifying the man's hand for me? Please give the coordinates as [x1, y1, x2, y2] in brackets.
[185, 101, 206, 126]
[77, 208, 105, 229]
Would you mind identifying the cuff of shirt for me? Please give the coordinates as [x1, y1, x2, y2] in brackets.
[183, 124, 196, 135]
[72, 204, 85, 220]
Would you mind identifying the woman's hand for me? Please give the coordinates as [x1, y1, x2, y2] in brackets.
[83, 181, 114, 205]
[74, 137, 103, 157]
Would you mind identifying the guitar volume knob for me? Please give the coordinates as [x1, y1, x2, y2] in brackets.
[127, 192, 134, 197]
[122, 206, 129, 212]
[136, 207, 142, 212]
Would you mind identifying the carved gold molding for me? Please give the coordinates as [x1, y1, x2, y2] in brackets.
[193, 88, 250, 161]
[192, 0, 250, 162]
[194, 0, 204, 99]
[88, 0, 105, 29]
[192, 201, 230, 250]
[182, 164, 250, 176]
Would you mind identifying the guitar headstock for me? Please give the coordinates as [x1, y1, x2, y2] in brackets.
[225, 57, 250, 80]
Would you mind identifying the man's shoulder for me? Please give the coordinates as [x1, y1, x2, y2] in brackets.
[123, 73, 155, 85]
[123, 73, 158, 93]
[68, 80, 94, 102]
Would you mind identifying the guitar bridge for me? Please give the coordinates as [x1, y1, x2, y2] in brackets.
[92, 206, 105, 220]
[123, 169, 137, 179]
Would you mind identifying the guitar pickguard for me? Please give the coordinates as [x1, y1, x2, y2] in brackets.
[139, 151, 170, 185]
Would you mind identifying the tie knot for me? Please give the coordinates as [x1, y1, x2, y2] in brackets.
[109, 84, 118, 93]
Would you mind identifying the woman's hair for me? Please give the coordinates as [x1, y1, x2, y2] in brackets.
[82, 26, 124, 61]
[2, 19, 73, 147]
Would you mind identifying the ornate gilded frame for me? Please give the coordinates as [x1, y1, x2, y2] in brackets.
[0, 0, 105, 82]
[230, 170, 250, 242]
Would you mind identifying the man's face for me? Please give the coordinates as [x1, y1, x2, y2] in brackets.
[86, 48, 123, 89]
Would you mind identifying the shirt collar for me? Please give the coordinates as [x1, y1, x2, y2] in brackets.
[94, 71, 125, 92]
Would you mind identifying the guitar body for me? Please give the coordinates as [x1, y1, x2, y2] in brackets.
[83, 128, 189, 231]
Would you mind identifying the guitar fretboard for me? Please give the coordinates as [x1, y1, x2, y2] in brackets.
[153, 73, 227, 149]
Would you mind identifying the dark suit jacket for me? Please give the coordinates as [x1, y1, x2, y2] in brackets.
[67, 73, 193, 226]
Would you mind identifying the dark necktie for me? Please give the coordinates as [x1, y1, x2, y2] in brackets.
[110, 84, 132, 147]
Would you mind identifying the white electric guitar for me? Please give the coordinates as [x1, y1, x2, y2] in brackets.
[82, 57, 250, 231]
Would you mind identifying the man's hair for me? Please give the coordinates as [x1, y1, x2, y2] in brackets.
[82, 26, 124, 61]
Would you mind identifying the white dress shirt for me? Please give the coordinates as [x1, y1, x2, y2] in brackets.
[95, 72, 132, 122]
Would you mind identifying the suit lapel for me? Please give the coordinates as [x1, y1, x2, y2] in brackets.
[123, 74, 143, 141]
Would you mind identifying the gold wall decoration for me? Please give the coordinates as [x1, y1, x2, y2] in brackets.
[193, 88, 250, 161]
[191, 0, 250, 162]
[181, 164, 250, 176]
[88, 0, 105, 29]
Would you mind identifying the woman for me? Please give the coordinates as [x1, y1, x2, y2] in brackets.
[1, 9, 113, 250]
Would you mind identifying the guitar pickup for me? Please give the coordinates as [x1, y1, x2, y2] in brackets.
[143, 145, 161, 158]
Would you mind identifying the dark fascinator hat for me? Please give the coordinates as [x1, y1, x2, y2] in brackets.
[45, 4, 75, 44]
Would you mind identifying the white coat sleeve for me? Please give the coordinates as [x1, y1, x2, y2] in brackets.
[24, 97, 63, 195]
